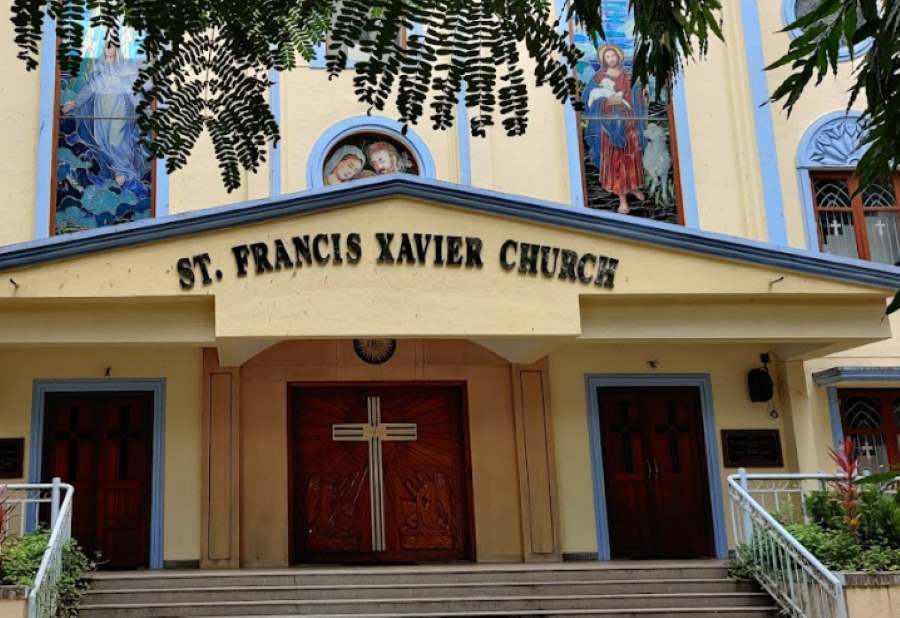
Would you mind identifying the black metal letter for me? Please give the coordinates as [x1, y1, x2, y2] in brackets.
[346, 233, 362, 264]
[594, 256, 619, 289]
[396, 234, 415, 264]
[465, 237, 484, 268]
[192, 253, 213, 285]
[414, 233, 432, 264]
[231, 245, 251, 277]
[273, 239, 294, 271]
[376, 233, 395, 264]
[446, 236, 464, 266]
[518, 243, 539, 275]
[499, 240, 518, 271]
[577, 253, 596, 284]
[292, 235, 312, 267]
[312, 233, 330, 265]
[176, 257, 195, 289]
[331, 233, 343, 264]
[557, 249, 578, 281]
[250, 242, 274, 274]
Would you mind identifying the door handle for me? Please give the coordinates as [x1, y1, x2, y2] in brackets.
[645, 457, 653, 479]
[652, 458, 660, 479]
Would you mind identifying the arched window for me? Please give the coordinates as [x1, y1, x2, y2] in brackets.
[52, 12, 156, 235]
[783, 0, 873, 61]
[797, 112, 900, 264]
[307, 117, 435, 189]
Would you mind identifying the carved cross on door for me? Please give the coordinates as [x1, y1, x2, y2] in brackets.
[106, 406, 145, 481]
[331, 396, 417, 551]
[655, 403, 690, 473]
[55, 406, 93, 481]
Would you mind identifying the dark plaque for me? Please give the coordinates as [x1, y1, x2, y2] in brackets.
[0, 438, 24, 479]
[721, 430, 784, 468]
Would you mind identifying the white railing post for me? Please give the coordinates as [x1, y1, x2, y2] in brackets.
[50, 477, 60, 528]
[737, 467, 752, 544]
[728, 472, 850, 618]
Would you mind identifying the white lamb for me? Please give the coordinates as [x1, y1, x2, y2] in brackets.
[642, 123, 672, 205]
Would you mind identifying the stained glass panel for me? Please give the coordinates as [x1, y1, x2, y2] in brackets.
[55, 13, 152, 234]
[573, 1, 679, 222]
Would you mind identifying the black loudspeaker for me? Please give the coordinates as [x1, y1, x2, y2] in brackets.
[748, 367, 774, 403]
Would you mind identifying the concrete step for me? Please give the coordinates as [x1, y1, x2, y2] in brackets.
[85, 578, 757, 605]
[89, 563, 732, 590]
[199, 606, 779, 618]
[78, 592, 774, 617]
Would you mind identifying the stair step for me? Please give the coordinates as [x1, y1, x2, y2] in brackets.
[78, 592, 773, 617]
[197, 606, 779, 618]
[89, 564, 731, 590]
[85, 579, 757, 604]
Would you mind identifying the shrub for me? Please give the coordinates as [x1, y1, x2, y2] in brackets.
[0, 530, 96, 616]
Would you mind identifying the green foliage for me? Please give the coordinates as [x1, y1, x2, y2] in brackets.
[768, 0, 899, 189]
[0, 530, 97, 616]
[805, 488, 844, 531]
[8, 1, 724, 192]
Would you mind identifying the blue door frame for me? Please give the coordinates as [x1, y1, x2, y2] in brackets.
[584, 374, 729, 559]
[28, 378, 166, 569]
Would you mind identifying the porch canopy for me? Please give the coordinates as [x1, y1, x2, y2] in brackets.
[0, 176, 896, 364]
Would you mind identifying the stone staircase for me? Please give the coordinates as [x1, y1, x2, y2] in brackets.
[79, 561, 779, 617]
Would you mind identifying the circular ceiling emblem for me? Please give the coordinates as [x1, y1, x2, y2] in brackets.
[353, 338, 397, 365]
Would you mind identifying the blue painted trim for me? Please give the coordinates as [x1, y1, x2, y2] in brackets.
[826, 386, 844, 450]
[268, 69, 283, 197]
[310, 43, 326, 69]
[28, 379, 166, 569]
[1, 174, 898, 289]
[305, 116, 436, 189]
[34, 15, 57, 240]
[672, 78, 700, 228]
[782, 0, 874, 61]
[456, 89, 471, 185]
[741, 0, 789, 246]
[584, 374, 729, 559]
[556, 0, 585, 209]
[154, 159, 170, 217]
[812, 366, 900, 387]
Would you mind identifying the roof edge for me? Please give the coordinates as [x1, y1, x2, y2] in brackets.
[2, 175, 899, 290]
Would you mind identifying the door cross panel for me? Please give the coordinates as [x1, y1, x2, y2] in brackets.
[331, 395, 417, 551]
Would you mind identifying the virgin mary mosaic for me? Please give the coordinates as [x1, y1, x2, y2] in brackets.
[574, 1, 679, 222]
[55, 16, 152, 234]
[322, 133, 419, 186]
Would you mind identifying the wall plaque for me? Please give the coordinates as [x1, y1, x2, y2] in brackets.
[721, 430, 784, 468]
[0, 438, 25, 479]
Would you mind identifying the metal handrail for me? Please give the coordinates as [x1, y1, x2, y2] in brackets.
[3, 479, 74, 618]
[728, 470, 848, 618]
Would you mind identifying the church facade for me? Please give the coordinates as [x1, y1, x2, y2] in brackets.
[0, 1, 898, 571]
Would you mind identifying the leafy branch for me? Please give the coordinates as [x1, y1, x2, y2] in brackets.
[9, 0, 724, 190]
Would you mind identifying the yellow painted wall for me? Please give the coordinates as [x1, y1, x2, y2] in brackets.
[0, 11, 41, 247]
[0, 599, 26, 618]
[548, 342, 798, 554]
[0, 347, 202, 562]
[845, 581, 900, 618]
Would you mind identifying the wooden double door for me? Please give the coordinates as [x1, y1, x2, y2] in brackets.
[598, 387, 714, 559]
[41, 392, 154, 570]
[289, 383, 473, 563]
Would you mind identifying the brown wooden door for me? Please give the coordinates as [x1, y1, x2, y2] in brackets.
[290, 384, 472, 563]
[42, 392, 153, 569]
[598, 387, 713, 559]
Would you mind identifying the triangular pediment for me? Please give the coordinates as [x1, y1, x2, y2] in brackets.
[0, 177, 895, 354]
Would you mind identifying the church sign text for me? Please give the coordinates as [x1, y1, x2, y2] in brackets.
[175, 232, 619, 290]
